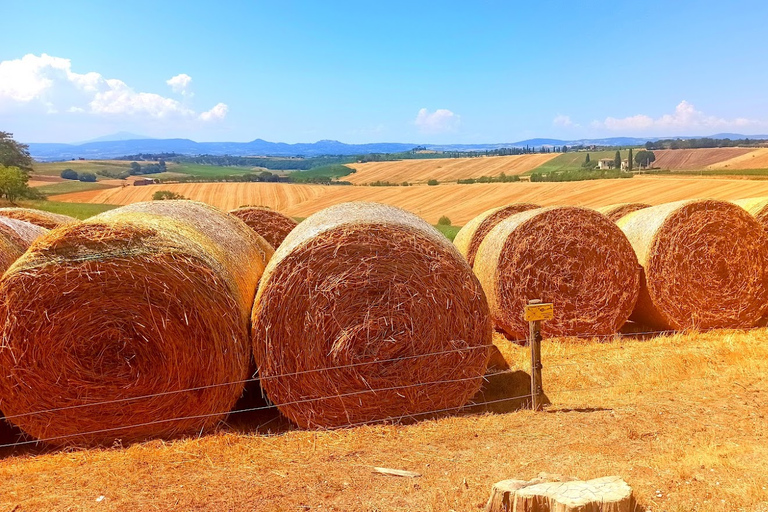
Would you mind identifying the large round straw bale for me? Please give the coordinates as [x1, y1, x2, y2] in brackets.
[0, 217, 47, 274]
[0, 200, 273, 446]
[453, 204, 540, 267]
[474, 207, 641, 340]
[617, 199, 768, 330]
[252, 202, 492, 428]
[596, 203, 651, 223]
[0, 207, 77, 229]
[733, 197, 768, 228]
[229, 206, 298, 249]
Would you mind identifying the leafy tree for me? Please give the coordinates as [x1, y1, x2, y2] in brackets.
[628, 149, 633, 172]
[130, 162, 142, 174]
[427, 179, 439, 186]
[0, 165, 30, 202]
[0, 132, 33, 171]
[152, 190, 187, 200]
[60, 169, 79, 180]
[78, 172, 97, 182]
[634, 150, 656, 169]
[437, 215, 451, 226]
[614, 151, 621, 170]
[585, 153, 590, 164]
[158, 159, 166, 171]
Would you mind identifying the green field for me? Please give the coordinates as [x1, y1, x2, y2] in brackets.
[528, 150, 635, 174]
[19, 200, 118, 219]
[167, 163, 255, 179]
[288, 164, 355, 181]
[32, 160, 135, 178]
[34, 180, 115, 196]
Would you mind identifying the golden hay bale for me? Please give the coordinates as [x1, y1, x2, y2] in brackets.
[596, 203, 652, 223]
[0, 200, 273, 446]
[474, 207, 641, 340]
[733, 197, 768, 228]
[453, 203, 540, 267]
[251, 202, 492, 428]
[0, 217, 48, 274]
[229, 206, 298, 249]
[617, 199, 768, 330]
[0, 207, 77, 229]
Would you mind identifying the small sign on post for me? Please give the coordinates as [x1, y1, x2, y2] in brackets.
[524, 299, 552, 411]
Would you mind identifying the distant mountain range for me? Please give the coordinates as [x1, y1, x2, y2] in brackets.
[26, 133, 768, 161]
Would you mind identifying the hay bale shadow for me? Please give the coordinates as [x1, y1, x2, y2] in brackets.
[226, 378, 293, 435]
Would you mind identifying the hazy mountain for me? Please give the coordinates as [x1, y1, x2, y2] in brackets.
[26, 134, 768, 161]
[78, 132, 154, 144]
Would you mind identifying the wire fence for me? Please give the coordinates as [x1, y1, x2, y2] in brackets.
[0, 324, 756, 451]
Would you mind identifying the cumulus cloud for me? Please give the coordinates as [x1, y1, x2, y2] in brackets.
[166, 73, 193, 96]
[553, 114, 578, 128]
[199, 102, 228, 122]
[0, 54, 224, 122]
[414, 108, 460, 134]
[595, 101, 762, 133]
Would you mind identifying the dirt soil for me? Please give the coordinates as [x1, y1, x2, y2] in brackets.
[1, 329, 767, 511]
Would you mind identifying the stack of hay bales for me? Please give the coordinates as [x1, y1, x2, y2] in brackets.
[229, 206, 298, 249]
[453, 203, 539, 267]
[0, 200, 273, 446]
[596, 203, 651, 223]
[251, 202, 492, 428]
[617, 199, 768, 330]
[0, 207, 77, 229]
[474, 207, 641, 340]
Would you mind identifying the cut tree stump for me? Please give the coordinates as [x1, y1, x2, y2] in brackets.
[486, 475, 633, 512]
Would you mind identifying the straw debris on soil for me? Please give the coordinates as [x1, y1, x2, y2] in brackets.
[251, 202, 492, 428]
[0, 200, 273, 446]
[617, 199, 768, 330]
[0, 207, 77, 229]
[473, 206, 640, 340]
[229, 206, 298, 249]
[453, 203, 539, 267]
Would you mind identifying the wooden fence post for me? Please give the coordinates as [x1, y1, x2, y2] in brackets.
[524, 299, 553, 411]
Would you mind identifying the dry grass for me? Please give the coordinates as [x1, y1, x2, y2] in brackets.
[1, 328, 767, 511]
[652, 148, 755, 170]
[49, 175, 768, 225]
[709, 148, 768, 170]
[0, 207, 77, 229]
[251, 202, 491, 428]
[345, 154, 559, 184]
[596, 203, 651, 223]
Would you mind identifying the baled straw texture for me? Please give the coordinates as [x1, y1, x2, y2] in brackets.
[251, 202, 492, 428]
[474, 207, 641, 340]
[0, 207, 77, 230]
[733, 197, 768, 228]
[229, 206, 298, 249]
[617, 199, 768, 330]
[0, 217, 47, 275]
[596, 203, 652, 223]
[453, 203, 539, 268]
[0, 200, 273, 446]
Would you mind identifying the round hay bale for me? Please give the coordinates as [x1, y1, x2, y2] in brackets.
[0, 217, 47, 274]
[453, 203, 540, 267]
[0, 200, 273, 446]
[0, 207, 77, 229]
[733, 197, 768, 229]
[617, 199, 768, 330]
[474, 206, 641, 340]
[596, 203, 652, 223]
[229, 206, 297, 249]
[252, 202, 492, 428]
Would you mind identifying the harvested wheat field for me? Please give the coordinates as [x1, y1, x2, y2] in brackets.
[1, 329, 767, 511]
[345, 153, 559, 184]
[710, 148, 768, 170]
[0, 201, 273, 446]
[652, 148, 756, 170]
[51, 175, 768, 225]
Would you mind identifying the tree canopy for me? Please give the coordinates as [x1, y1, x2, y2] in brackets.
[0, 132, 33, 171]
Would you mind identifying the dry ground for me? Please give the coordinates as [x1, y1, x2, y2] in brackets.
[652, 148, 755, 170]
[345, 154, 559, 185]
[1, 329, 767, 511]
[50, 175, 768, 225]
[709, 148, 768, 170]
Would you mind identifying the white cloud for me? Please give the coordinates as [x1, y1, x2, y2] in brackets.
[199, 103, 228, 122]
[414, 108, 460, 134]
[166, 73, 193, 96]
[595, 101, 763, 133]
[0, 54, 223, 122]
[553, 114, 579, 128]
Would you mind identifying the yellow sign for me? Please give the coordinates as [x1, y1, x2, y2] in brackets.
[524, 302, 554, 322]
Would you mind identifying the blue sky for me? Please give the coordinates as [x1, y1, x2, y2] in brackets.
[1, 0, 767, 143]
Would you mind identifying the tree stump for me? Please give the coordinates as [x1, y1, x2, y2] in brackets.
[486, 475, 633, 512]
